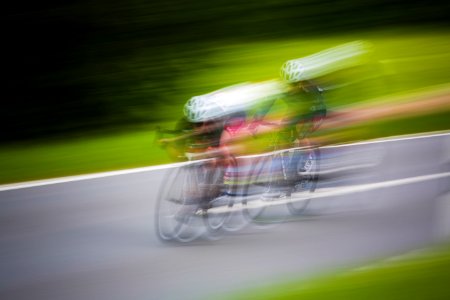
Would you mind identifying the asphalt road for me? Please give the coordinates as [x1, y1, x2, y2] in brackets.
[1, 133, 449, 300]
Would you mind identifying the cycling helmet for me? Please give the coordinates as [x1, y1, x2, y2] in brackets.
[281, 41, 372, 83]
[280, 60, 305, 83]
[184, 80, 288, 122]
[184, 95, 224, 123]
[184, 95, 206, 122]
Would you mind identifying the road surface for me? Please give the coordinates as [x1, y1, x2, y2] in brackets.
[1, 132, 449, 300]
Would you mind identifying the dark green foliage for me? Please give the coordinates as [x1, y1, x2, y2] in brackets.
[3, 0, 449, 141]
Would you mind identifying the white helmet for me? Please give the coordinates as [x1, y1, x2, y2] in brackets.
[183, 95, 224, 123]
[281, 41, 372, 83]
[184, 80, 288, 122]
[280, 60, 305, 83]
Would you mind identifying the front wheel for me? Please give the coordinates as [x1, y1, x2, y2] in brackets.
[286, 147, 320, 215]
[155, 163, 207, 243]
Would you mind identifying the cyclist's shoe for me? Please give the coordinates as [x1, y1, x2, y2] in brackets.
[262, 187, 290, 199]
[198, 198, 213, 212]
[194, 208, 208, 217]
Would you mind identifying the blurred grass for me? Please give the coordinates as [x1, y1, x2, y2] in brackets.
[344, 110, 450, 141]
[1, 108, 448, 184]
[221, 244, 450, 300]
[1, 30, 450, 184]
[0, 129, 173, 184]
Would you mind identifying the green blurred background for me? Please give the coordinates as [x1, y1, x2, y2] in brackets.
[221, 243, 450, 300]
[2, 0, 450, 183]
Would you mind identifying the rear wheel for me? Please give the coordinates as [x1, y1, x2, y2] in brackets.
[220, 156, 250, 232]
[243, 155, 290, 226]
[201, 160, 230, 239]
[286, 147, 320, 215]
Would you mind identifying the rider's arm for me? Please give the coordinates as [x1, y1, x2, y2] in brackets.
[303, 80, 327, 117]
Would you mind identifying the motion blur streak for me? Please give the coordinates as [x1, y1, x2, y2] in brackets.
[2, 0, 450, 299]
[0, 131, 447, 193]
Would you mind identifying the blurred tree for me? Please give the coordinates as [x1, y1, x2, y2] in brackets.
[2, 0, 449, 141]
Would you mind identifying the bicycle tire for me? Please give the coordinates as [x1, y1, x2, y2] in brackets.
[286, 147, 320, 215]
[219, 156, 250, 233]
[155, 164, 206, 243]
[201, 160, 231, 239]
[242, 154, 290, 226]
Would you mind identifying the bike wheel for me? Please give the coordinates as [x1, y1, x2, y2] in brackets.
[155, 167, 179, 241]
[155, 164, 206, 243]
[286, 147, 320, 215]
[201, 160, 231, 238]
[219, 156, 250, 233]
[243, 154, 290, 225]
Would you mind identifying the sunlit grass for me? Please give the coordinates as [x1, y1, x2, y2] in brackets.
[0, 129, 172, 184]
[221, 244, 450, 300]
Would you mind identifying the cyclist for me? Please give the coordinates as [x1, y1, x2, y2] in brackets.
[248, 65, 326, 147]
[251, 40, 371, 142]
[241, 62, 328, 192]
[181, 81, 287, 156]
[279, 60, 327, 140]
[277, 61, 328, 186]
[181, 82, 289, 200]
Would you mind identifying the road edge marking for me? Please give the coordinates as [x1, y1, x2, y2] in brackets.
[1, 130, 449, 192]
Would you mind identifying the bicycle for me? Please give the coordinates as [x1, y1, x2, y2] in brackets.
[242, 121, 321, 225]
[154, 117, 321, 241]
[154, 125, 242, 242]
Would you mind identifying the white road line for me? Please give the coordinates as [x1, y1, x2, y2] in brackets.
[294, 171, 450, 200]
[318, 163, 376, 175]
[322, 131, 450, 149]
[1, 131, 449, 192]
[351, 248, 432, 273]
[207, 172, 450, 214]
[0, 162, 186, 192]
